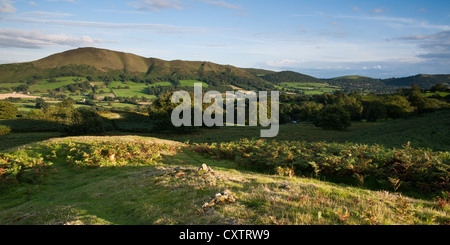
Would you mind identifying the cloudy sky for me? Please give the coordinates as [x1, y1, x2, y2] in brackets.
[0, 0, 449, 78]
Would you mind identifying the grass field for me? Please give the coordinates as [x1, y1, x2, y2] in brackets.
[147, 110, 450, 152]
[109, 81, 153, 98]
[276, 82, 340, 94]
[148, 81, 172, 87]
[1, 100, 449, 226]
[0, 136, 448, 225]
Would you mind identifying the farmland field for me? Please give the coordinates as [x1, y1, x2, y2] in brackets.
[109, 81, 155, 98]
[277, 82, 340, 94]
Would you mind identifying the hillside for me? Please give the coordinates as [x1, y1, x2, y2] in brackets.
[0, 135, 448, 226]
[0, 47, 263, 84]
[383, 74, 450, 88]
[0, 47, 448, 93]
[262, 70, 322, 84]
[32, 47, 152, 73]
[325, 76, 388, 92]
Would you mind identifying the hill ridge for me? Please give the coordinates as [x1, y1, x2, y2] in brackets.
[0, 47, 448, 92]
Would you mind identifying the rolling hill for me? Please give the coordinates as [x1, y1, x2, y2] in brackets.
[0, 47, 448, 92]
[0, 47, 259, 82]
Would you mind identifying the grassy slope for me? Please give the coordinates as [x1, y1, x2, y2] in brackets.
[1, 111, 449, 225]
[148, 110, 450, 152]
[32, 47, 152, 73]
[0, 136, 448, 225]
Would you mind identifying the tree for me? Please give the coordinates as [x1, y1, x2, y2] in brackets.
[384, 95, 414, 119]
[0, 101, 19, 119]
[336, 95, 363, 121]
[313, 105, 351, 130]
[148, 92, 192, 131]
[297, 101, 323, 122]
[61, 108, 105, 136]
[35, 98, 49, 109]
[362, 100, 387, 122]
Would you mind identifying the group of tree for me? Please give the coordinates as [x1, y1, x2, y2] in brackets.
[146, 83, 449, 132]
[0, 99, 105, 135]
[279, 84, 450, 130]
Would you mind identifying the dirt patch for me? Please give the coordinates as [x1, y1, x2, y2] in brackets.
[0, 93, 40, 100]
[229, 85, 249, 92]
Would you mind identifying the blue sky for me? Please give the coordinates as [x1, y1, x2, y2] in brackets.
[0, 0, 449, 78]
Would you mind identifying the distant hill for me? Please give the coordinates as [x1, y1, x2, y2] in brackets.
[383, 74, 450, 88]
[242, 68, 277, 77]
[0, 47, 448, 93]
[32, 47, 152, 73]
[324, 76, 388, 92]
[0, 47, 258, 80]
[262, 71, 322, 84]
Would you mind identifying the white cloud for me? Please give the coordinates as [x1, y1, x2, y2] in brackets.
[129, 0, 184, 11]
[3, 16, 210, 34]
[337, 14, 450, 31]
[266, 59, 302, 67]
[0, 28, 104, 49]
[405, 31, 450, 62]
[0, 0, 15, 13]
[372, 8, 384, 14]
[21, 11, 73, 18]
[205, 0, 241, 10]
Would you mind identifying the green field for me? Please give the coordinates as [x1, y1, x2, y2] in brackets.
[276, 82, 340, 94]
[148, 81, 172, 87]
[0, 136, 448, 225]
[179, 80, 209, 87]
[0, 83, 19, 89]
[109, 81, 155, 98]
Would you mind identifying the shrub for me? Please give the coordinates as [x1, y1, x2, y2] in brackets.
[297, 101, 323, 122]
[0, 101, 19, 119]
[191, 139, 450, 196]
[61, 108, 105, 136]
[0, 150, 52, 185]
[45, 140, 180, 168]
[384, 95, 414, 119]
[0, 125, 11, 135]
[362, 100, 387, 122]
[313, 105, 351, 130]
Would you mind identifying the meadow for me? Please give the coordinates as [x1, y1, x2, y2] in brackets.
[1, 79, 449, 226]
[0, 136, 448, 225]
[276, 82, 340, 94]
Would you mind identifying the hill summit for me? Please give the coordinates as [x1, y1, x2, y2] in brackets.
[32, 47, 152, 73]
[0, 47, 261, 83]
[31, 47, 257, 79]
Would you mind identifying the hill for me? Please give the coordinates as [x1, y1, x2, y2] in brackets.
[0, 47, 269, 89]
[325, 76, 388, 93]
[262, 70, 322, 84]
[383, 74, 450, 88]
[0, 47, 448, 93]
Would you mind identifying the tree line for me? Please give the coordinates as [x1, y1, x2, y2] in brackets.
[278, 83, 450, 130]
